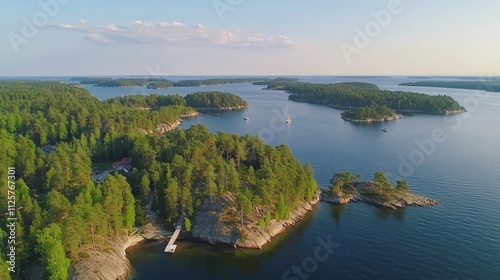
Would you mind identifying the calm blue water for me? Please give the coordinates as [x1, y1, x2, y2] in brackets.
[23, 76, 500, 280]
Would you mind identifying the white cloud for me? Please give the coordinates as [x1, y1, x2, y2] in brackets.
[85, 34, 109, 43]
[79, 18, 86, 24]
[60, 24, 77, 29]
[54, 20, 298, 49]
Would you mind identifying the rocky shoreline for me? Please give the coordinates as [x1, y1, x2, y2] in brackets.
[69, 235, 141, 280]
[194, 105, 249, 111]
[341, 114, 401, 123]
[138, 112, 199, 134]
[70, 184, 435, 279]
[320, 183, 438, 209]
[192, 191, 320, 249]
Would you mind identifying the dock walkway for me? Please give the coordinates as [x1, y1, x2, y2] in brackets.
[164, 216, 183, 253]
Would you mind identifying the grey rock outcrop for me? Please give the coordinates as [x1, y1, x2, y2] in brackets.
[320, 183, 438, 209]
[192, 192, 320, 249]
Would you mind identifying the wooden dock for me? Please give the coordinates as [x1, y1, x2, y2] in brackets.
[164, 216, 183, 253]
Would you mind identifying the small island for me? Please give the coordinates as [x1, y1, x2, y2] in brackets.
[341, 105, 401, 123]
[321, 171, 438, 209]
[252, 78, 300, 90]
[184, 91, 249, 110]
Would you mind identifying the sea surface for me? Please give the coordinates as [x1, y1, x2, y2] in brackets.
[15, 76, 500, 280]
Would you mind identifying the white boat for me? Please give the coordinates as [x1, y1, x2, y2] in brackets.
[285, 105, 292, 123]
[243, 117, 249, 121]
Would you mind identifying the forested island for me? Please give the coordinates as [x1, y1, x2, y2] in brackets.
[321, 172, 438, 209]
[341, 105, 401, 123]
[400, 80, 500, 92]
[106, 91, 249, 111]
[73, 77, 174, 88]
[184, 91, 249, 110]
[0, 81, 317, 280]
[72, 77, 277, 89]
[252, 78, 299, 90]
[278, 82, 465, 122]
[172, 78, 266, 87]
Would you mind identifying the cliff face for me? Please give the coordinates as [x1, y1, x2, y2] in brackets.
[69, 235, 144, 280]
[192, 192, 320, 249]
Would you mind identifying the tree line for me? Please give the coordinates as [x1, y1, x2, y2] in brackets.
[106, 91, 249, 110]
[285, 82, 465, 114]
[184, 91, 249, 109]
[172, 78, 266, 87]
[75, 78, 173, 88]
[400, 80, 500, 92]
[341, 105, 397, 120]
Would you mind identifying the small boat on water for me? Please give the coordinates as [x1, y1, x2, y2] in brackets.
[284, 105, 292, 123]
[243, 117, 250, 121]
[382, 128, 387, 132]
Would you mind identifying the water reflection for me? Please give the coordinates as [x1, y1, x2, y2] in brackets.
[331, 204, 348, 224]
[373, 207, 406, 221]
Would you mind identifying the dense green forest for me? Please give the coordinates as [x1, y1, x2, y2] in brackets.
[400, 80, 500, 92]
[74, 77, 173, 88]
[172, 78, 266, 87]
[185, 91, 249, 109]
[74, 77, 275, 88]
[106, 94, 187, 108]
[341, 105, 397, 120]
[0, 81, 316, 279]
[71, 77, 113, 84]
[146, 81, 174, 89]
[285, 82, 465, 114]
[106, 91, 248, 110]
[252, 78, 299, 86]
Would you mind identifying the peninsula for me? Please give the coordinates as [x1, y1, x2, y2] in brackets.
[0, 81, 316, 279]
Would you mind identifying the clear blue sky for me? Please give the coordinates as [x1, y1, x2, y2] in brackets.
[1, 0, 499, 76]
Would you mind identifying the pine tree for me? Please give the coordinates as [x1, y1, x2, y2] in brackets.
[36, 224, 70, 280]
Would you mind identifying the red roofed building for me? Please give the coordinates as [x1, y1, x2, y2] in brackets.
[112, 158, 132, 171]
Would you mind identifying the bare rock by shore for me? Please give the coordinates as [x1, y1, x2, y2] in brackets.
[341, 114, 402, 123]
[194, 105, 249, 111]
[138, 112, 199, 134]
[69, 235, 140, 280]
[69, 201, 167, 280]
[192, 191, 320, 249]
[320, 182, 438, 209]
